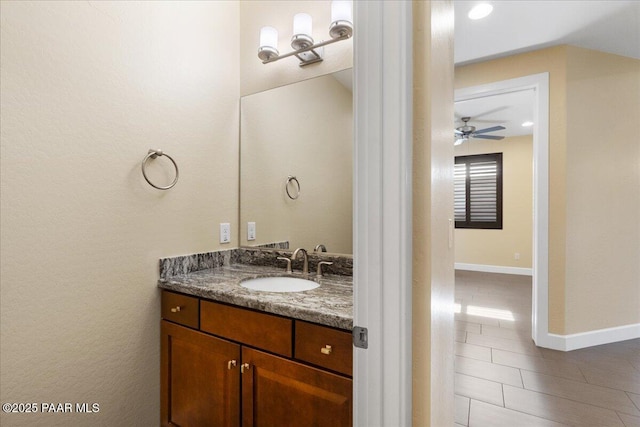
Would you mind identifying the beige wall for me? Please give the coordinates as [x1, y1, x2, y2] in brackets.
[240, 73, 353, 253]
[455, 135, 533, 269]
[240, 0, 353, 96]
[564, 48, 640, 333]
[0, 2, 239, 425]
[413, 1, 455, 425]
[456, 46, 640, 335]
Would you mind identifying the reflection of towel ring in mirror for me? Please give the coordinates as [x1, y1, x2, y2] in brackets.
[141, 149, 179, 190]
[285, 175, 300, 200]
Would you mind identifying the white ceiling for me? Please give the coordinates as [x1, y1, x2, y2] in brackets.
[453, 0, 640, 138]
[455, 89, 534, 138]
[454, 0, 640, 65]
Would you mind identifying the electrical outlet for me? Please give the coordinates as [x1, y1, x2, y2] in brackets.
[514, 252, 520, 260]
[220, 223, 231, 244]
[247, 222, 256, 241]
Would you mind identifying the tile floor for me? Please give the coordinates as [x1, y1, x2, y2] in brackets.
[454, 270, 640, 427]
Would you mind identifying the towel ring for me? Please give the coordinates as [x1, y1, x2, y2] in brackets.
[141, 149, 179, 190]
[285, 175, 300, 200]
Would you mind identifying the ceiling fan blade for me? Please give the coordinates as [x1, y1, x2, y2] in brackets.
[474, 125, 506, 134]
[454, 129, 464, 135]
[473, 134, 505, 140]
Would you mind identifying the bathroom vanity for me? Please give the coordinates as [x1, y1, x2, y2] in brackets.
[158, 255, 353, 427]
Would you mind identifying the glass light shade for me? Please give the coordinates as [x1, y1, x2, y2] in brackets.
[259, 26, 278, 49]
[291, 13, 314, 50]
[293, 13, 312, 37]
[258, 26, 279, 61]
[330, 1, 353, 38]
[331, 1, 352, 24]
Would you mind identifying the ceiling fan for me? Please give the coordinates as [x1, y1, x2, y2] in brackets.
[454, 117, 505, 146]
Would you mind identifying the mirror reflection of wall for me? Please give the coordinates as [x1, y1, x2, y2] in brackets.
[240, 69, 353, 255]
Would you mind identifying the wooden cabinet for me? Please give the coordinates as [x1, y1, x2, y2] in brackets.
[201, 300, 292, 357]
[160, 291, 352, 426]
[242, 347, 352, 427]
[162, 291, 199, 329]
[294, 320, 353, 376]
[161, 320, 240, 427]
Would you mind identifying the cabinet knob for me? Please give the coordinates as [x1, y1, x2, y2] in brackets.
[320, 345, 333, 355]
[241, 363, 251, 374]
[227, 360, 237, 370]
[170, 306, 181, 313]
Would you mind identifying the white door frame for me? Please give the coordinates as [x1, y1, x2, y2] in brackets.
[353, 1, 413, 426]
[454, 73, 552, 348]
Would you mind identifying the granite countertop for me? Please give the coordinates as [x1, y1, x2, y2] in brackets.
[158, 264, 353, 330]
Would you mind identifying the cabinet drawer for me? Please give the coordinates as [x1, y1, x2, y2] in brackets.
[295, 321, 352, 376]
[161, 291, 199, 329]
[200, 301, 292, 357]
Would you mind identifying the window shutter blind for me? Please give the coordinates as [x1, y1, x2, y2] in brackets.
[454, 163, 467, 222]
[469, 159, 498, 222]
[454, 153, 502, 229]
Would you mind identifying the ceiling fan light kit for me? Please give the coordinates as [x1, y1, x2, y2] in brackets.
[454, 116, 505, 145]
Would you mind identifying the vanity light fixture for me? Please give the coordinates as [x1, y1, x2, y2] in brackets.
[257, 0, 353, 67]
[522, 121, 534, 127]
[468, 3, 493, 20]
[258, 26, 279, 61]
[291, 13, 313, 50]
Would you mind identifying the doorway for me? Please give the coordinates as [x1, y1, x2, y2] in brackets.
[454, 73, 550, 346]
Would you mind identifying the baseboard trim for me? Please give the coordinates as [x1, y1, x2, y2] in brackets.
[539, 323, 640, 351]
[455, 264, 639, 352]
[455, 263, 532, 276]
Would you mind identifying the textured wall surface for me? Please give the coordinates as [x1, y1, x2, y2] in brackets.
[564, 47, 640, 334]
[0, 2, 239, 425]
[455, 135, 533, 269]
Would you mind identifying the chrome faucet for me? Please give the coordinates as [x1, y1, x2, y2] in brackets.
[316, 261, 333, 277]
[291, 248, 309, 275]
[276, 257, 292, 273]
[314, 244, 327, 253]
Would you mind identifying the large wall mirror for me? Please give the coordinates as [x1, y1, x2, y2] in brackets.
[240, 69, 353, 255]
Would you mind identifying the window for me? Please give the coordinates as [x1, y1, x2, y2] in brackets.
[454, 153, 503, 229]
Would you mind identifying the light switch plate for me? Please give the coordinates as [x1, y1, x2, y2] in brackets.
[247, 222, 256, 241]
[220, 223, 231, 244]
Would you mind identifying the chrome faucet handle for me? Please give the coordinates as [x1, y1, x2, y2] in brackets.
[276, 257, 292, 273]
[314, 244, 327, 253]
[316, 261, 333, 277]
[291, 248, 309, 275]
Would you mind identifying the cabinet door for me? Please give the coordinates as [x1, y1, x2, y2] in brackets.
[242, 347, 352, 427]
[161, 320, 240, 427]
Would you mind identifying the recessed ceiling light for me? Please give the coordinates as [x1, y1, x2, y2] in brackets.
[522, 121, 534, 127]
[468, 3, 493, 20]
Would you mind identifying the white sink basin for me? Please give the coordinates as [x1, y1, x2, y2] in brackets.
[240, 276, 319, 293]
